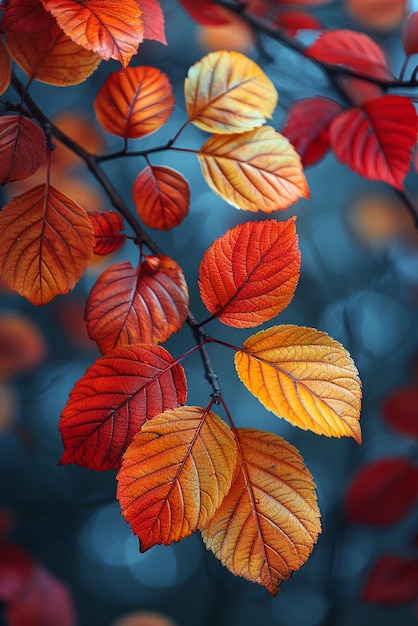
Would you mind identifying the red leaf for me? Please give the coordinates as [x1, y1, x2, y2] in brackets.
[1, 0, 55, 33]
[363, 556, 418, 604]
[403, 12, 418, 56]
[346, 457, 418, 526]
[281, 97, 343, 166]
[59, 344, 187, 471]
[88, 211, 126, 255]
[0, 115, 46, 183]
[382, 388, 418, 439]
[329, 96, 417, 190]
[136, 0, 166, 44]
[274, 10, 321, 35]
[177, 0, 231, 24]
[0, 543, 33, 603]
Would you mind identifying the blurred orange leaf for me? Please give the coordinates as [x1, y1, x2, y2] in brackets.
[94, 66, 174, 139]
[0, 184, 95, 305]
[0, 383, 15, 433]
[41, 0, 143, 67]
[1, 0, 56, 33]
[88, 211, 126, 255]
[0, 115, 46, 184]
[201, 428, 321, 595]
[198, 218, 300, 327]
[348, 0, 406, 31]
[185, 50, 278, 134]
[6, 23, 101, 85]
[85, 256, 189, 353]
[117, 406, 237, 550]
[198, 126, 309, 212]
[50, 111, 105, 171]
[133, 165, 190, 230]
[0, 40, 11, 95]
[0, 313, 46, 378]
[235, 325, 362, 441]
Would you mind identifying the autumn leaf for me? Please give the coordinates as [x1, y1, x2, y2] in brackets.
[136, 0, 166, 45]
[41, 0, 143, 67]
[274, 10, 321, 34]
[59, 344, 187, 471]
[1, 0, 56, 33]
[348, 0, 407, 31]
[133, 165, 190, 231]
[0, 313, 47, 378]
[0, 185, 95, 305]
[185, 50, 278, 134]
[201, 428, 321, 595]
[117, 406, 237, 550]
[178, 0, 231, 25]
[88, 211, 126, 255]
[198, 126, 309, 212]
[403, 11, 418, 55]
[0, 544, 33, 603]
[329, 95, 417, 190]
[94, 66, 174, 139]
[382, 388, 418, 439]
[0, 40, 11, 95]
[362, 556, 418, 604]
[235, 325, 362, 442]
[198, 218, 300, 327]
[0, 115, 46, 184]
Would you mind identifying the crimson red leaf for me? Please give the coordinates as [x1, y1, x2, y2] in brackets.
[178, 0, 230, 24]
[59, 344, 187, 471]
[281, 97, 343, 166]
[0, 543, 33, 603]
[363, 556, 418, 604]
[1, 0, 56, 32]
[382, 388, 418, 439]
[403, 12, 418, 56]
[329, 96, 417, 190]
[274, 10, 321, 34]
[88, 211, 126, 255]
[346, 457, 418, 526]
[0, 115, 46, 183]
[136, 0, 166, 44]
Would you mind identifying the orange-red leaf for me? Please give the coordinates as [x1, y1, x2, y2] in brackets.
[235, 325, 362, 442]
[198, 126, 309, 212]
[133, 165, 190, 230]
[0, 313, 47, 378]
[117, 406, 237, 550]
[41, 0, 143, 67]
[88, 211, 126, 255]
[329, 96, 417, 190]
[136, 0, 166, 45]
[274, 10, 321, 34]
[0, 184, 95, 305]
[6, 23, 101, 85]
[85, 256, 189, 353]
[348, 0, 406, 31]
[198, 218, 300, 327]
[59, 344, 187, 471]
[1, 0, 56, 33]
[0, 40, 11, 95]
[403, 11, 418, 55]
[362, 556, 418, 604]
[201, 428, 321, 595]
[94, 66, 174, 138]
[185, 50, 278, 134]
[0, 115, 46, 184]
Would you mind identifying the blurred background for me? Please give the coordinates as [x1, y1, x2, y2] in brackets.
[1, 0, 418, 624]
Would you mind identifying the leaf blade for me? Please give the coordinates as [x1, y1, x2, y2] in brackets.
[0, 115, 46, 184]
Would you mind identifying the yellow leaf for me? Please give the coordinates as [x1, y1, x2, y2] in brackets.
[234, 325, 362, 442]
[185, 50, 278, 134]
[198, 126, 309, 212]
[201, 428, 321, 595]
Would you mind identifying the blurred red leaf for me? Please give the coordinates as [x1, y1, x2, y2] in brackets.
[136, 0, 166, 44]
[1, 0, 55, 32]
[274, 10, 321, 34]
[329, 96, 417, 190]
[0, 115, 46, 184]
[59, 344, 187, 471]
[281, 97, 343, 166]
[88, 211, 126, 255]
[363, 556, 418, 604]
[346, 457, 418, 526]
[0, 543, 33, 603]
[382, 388, 418, 439]
[403, 11, 418, 56]
[0, 40, 11, 95]
[177, 0, 231, 24]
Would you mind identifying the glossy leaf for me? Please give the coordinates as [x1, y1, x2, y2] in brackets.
[201, 428, 321, 595]
[235, 325, 362, 441]
[59, 344, 187, 471]
[402, 11, 418, 56]
[0, 115, 46, 184]
[41, 0, 143, 67]
[136, 0, 166, 44]
[85, 256, 189, 353]
[346, 458, 418, 526]
[329, 96, 417, 190]
[0, 40, 11, 96]
[198, 126, 309, 212]
[178, 0, 230, 25]
[1, 0, 56, 32]
[281, 97, 343, 166]
[382, 388, 418, 439]
[0, 313, 46, 378]
[133, 165, 190, 230]
[362, 556, 418, 604]
[88, 211, 126, 255]
[274, 10, 321, 34]
[348, 0, 407, 31]
[117, 406, 237, 550]
[198, 218, 300, 327]
[185, 50, 278, 134]
[0, 185, 95, 305]
[6, 24, 101, 85]
[94, 66, 174, 139]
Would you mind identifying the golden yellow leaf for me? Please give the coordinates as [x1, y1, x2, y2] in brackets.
[198, 126, 309, 212]
[201, 428, 321, 595]
[234, 325, 362, 442]
[185, 50, 278, 134]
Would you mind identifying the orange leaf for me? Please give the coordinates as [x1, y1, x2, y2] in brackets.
[0, 313, 47, 378]
[0, 184, 95, 305]
[1, 0, 56, 33]
[198, 126, 309, 212]
[94, 66, 174, 138]
[185, 50, 278, 134]
[136, 0, 166, 45]
[59, 344, 187, 470]
[117, 406, 237, 550]
[234, 325, 362, 442]
[85, 256, 189, 353]
[41, 0, 143, 67]
[88, 211, 126, 255]
[198, 218, 300, 327]
[0, 115, 46, 184]
[133, 165, 190, 230]
[0, 40, 11, 95]
[6, 23, 101, 85]
[201, 428, 321, 595]
[347, 0, 406, 31]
